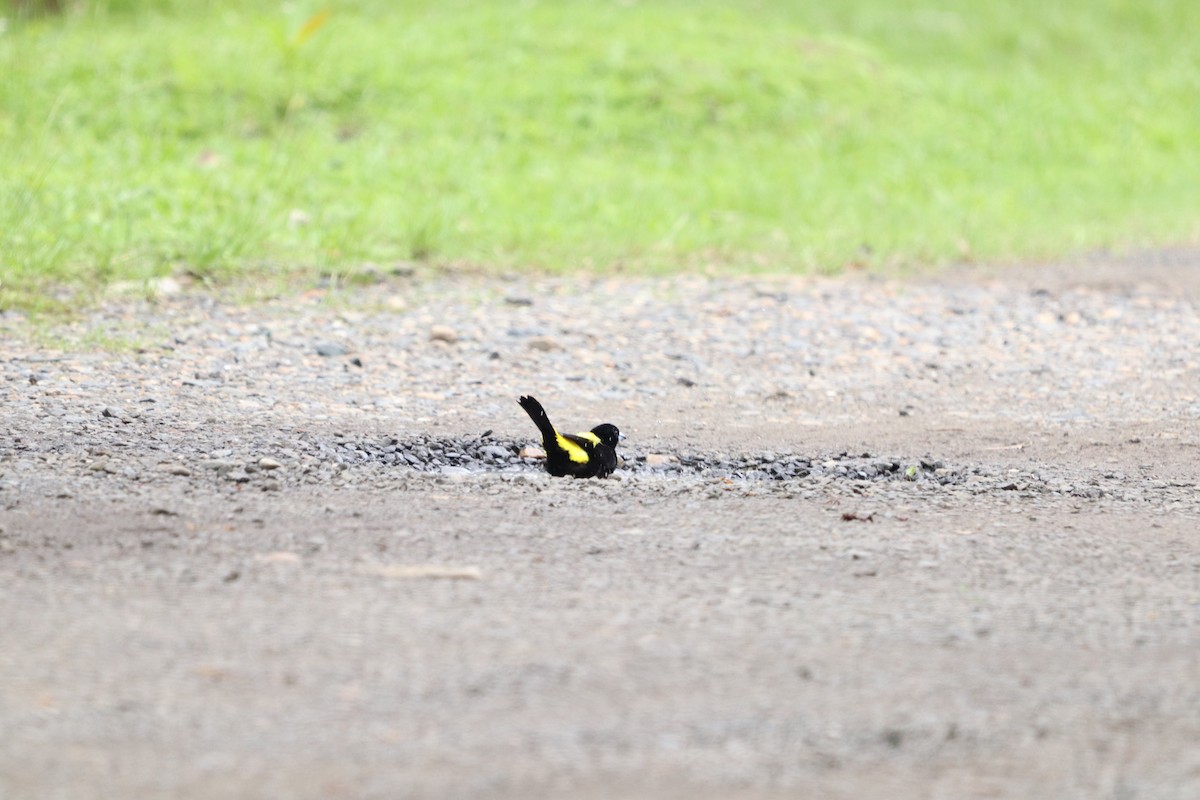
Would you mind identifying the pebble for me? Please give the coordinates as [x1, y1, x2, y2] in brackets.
[429, 325, 459, 344]
[315, 343, 348, 357]
[256, 551, 302, 564]
[258, 457, 283, 470]
[526, 336, 561, 352]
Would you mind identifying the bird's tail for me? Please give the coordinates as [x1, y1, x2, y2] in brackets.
[518, 395, 557, 444]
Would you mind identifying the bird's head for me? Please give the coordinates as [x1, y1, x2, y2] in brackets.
[590, 423, 621, 449]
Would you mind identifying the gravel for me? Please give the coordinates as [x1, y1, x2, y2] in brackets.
[2, 254, 1200, 800]
[3, 261, 1197, 510]
[299, 431, 963, 483]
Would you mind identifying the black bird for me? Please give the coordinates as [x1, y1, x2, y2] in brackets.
[517, 395, 620, 479]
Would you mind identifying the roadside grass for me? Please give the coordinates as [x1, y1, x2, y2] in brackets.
[1, 0, 1198, 308]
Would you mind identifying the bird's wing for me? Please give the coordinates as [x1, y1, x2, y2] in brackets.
[556, 433, 592, 464]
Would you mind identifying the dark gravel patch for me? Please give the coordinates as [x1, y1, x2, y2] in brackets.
[309, 433, 967, 485]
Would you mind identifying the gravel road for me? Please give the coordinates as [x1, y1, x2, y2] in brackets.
[2, 253, 1199, 799]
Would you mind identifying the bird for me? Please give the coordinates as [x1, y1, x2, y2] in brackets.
[517, 395, 620, 479]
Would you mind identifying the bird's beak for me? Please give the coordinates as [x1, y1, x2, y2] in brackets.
[619, 432, 626, 441]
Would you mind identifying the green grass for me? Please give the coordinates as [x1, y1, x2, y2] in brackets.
[2, 0, 1199, 306]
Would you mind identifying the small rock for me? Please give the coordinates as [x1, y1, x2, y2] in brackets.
[527, 336, 561, 352]
[646, 453, 677, 466]
[439, 465, 471, 476]
[225, 470, 251, 483]
[315, 343, 348, 357]
[102, 406, 126, 419]
[429, 325, 459, 344]
[163, 464, 192, 476]
[260, 479, 282, 491]
[256, 551, 302, 565]
[519, 445, 546, 460]
[150, 276, 184, 297]
[258, 457, 283, 470]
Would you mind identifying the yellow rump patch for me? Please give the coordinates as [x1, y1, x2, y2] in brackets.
[575, 431, 601, 445]
[555, 433, 590, 464]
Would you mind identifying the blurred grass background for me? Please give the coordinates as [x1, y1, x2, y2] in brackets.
[2, 0, 1198, 307]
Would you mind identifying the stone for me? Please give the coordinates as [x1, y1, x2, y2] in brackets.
[429, 325, 459, 344]
[315, 343, 348, 357]
[526, 336, 561, 352]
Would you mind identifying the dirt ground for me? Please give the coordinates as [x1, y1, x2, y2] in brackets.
[2, 254, 1199, 799]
